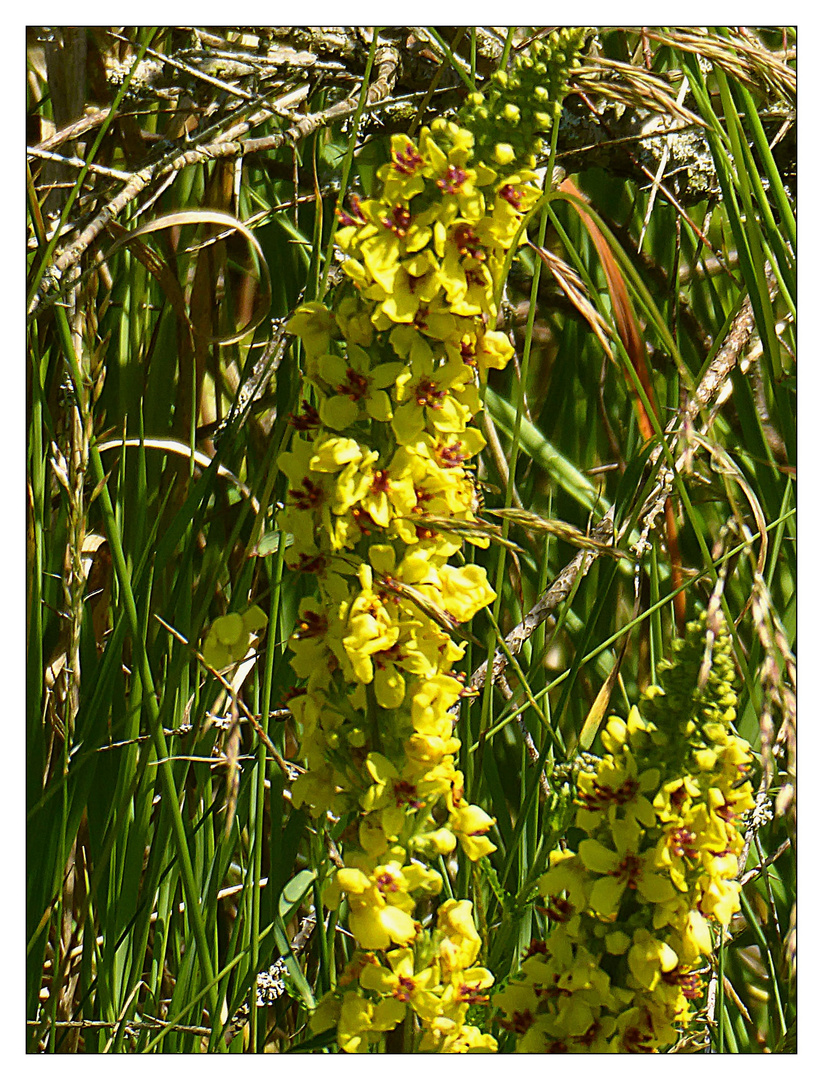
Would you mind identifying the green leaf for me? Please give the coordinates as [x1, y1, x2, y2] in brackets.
[278, 869, 317, 921]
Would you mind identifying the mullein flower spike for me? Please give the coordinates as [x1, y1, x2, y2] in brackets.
[282, 111, 541, 1051]
[495, 615, 754, 1052]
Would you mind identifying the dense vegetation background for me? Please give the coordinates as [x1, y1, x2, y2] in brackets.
[26, 26, 795, 1053]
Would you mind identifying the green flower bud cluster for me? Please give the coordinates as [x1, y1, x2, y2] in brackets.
[495, 614, 755, 1052]
[641, 617, 741, 777]
[459, 27, 588, 168]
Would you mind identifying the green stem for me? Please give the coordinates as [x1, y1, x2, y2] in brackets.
[499, 27, 516, 70]
[249, 534, 286, 1049]
[426, 28, 474, 93]
[489, 115, 560, 632]
[319, 29, 381, 298]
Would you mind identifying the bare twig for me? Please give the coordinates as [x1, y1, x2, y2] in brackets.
[32, 107, 116, 153]
[685, 295, 757, 425]
[27, 1018, 213, 1037]
[28, 44, 399, 319]
[27, 145, 133, 182]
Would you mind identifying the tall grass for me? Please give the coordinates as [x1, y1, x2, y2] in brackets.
[27, 26, 795, 1052]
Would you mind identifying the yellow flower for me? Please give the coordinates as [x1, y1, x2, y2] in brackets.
[653, 775, 701, 823]
[381, 447, 477, 548]
[434, 219, 496, 315]
[201, 605, 267, 670]
[436, 1025, 498, 1053]
[408, 428, 487, 472]
[409, 826, 458, 857]
[405, 731, 461, 771]
[286, 301, 338, 356]
[538, 850, 590, 914]
[444, 964, 495, 1007]
[436, 899, 482, 971]
[308, 990, 341, 1033]
[388, 322, 436, 367]
[288, 598, 339, 681]
[359, 946, 441, 1022]
[578, 821, 676, 916]
[358, 457, 417, 529]
[392, 355, 474, 444]
[283, 539, 351, 602]
[342, 565, 402, 684]
[422, 563, 496, 623]
[360, 752, 402, 812]
[335, 294, 374, 347]
[472, 173, 542, 253]
[674, 908, 714, 963]
[409, 674, 463, 734]
[307, 432, 367, 473]
[337, 990, 377, 1053]
[291, 763, 339, 818]
[278, 434, 376, 544]
[376, 249, 444, 324]
[449, 802, 497, 861]
[379, 133, 428, 202]
[316, 345, 405, 429]
[420, 124, 496, 223]
[447, 327, 514, 378]
[495, 980, 540, 1038]
[358, 808, 407, 858]
[330, 862, 419, 951]
[698, 875, 742, 925]
[574, 745, 659, 833]
[626, 928, 679, 991]
[357, 201, 435, 292]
